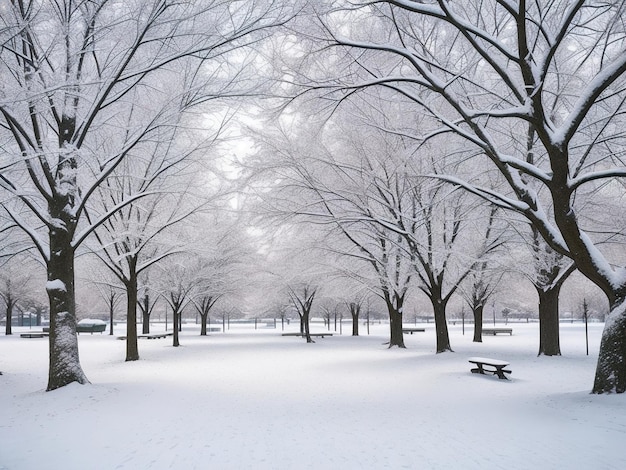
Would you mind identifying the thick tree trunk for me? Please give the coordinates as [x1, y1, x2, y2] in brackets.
[46, 240, 88, 390]
[431, 298, 452, 353]
[537, 285, 561, 356]
[385, 294, 405, 348]
[351, 312, 359, 336]
[125, 275, 139, 361]
[593, 298, 626, 393]
[200, 313, 208, 335]
[472, 304, 483, 343]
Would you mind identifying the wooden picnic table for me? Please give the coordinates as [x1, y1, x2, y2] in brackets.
[468, 357, 511, 380]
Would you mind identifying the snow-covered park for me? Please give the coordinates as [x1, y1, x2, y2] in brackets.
[1, 321, 624, 470]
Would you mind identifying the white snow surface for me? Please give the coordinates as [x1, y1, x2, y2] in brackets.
[45, 279, 67, 293]
[1, 322, 625, 470]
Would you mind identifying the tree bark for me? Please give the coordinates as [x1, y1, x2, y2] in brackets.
[109, 293, 115, 336]
[46, 234, 88, 390]
[385, 293, 405, 348]
[303, 310, 314, 343]
[537, 285, 561, 356]
[200, 313, 208, 335]
[141, 293, 150, 335]
[350, 303, 360, 336]
[472, 304, 483, 343]
[431, 297, 452, 353]
[592, 298, 626, 393]
[4, 299, 12, 335]
[125, 274, 139, 361]
[173, 308, 180, 347]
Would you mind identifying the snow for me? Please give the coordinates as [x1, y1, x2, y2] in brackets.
[1, 322, 625, 469]
[77, 318, 107, 325]
[45, 280, 67, 293]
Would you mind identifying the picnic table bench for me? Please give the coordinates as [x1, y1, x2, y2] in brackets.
[20, 332, 49, 338]
[281, 332, 333, 338]
[117, 332, 173, 340]
[469, 357, 511, 380]
[482, 328, 513, 336]
[402, 328, 426, 334]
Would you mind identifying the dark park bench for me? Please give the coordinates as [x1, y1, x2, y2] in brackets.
[20, 332, 49, 339]
[117, 332, 173, 340]
[469, 357, 511, 380]
[281, 332, 333, 338]
[402, 328, 426, 334]
[482, 328, 513, 336]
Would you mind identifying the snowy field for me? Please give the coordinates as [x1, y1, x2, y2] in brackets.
[1, 321, 625, 470]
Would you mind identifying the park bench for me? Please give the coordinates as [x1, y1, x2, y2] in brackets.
[468, 357, 511, 380]
[20, 332, 49, 338]
[117, 332, 173, 340]
[402, 328, 426, 334]
[482, 328, 512, 336]
[76, 322, 107, 334]
[281, 332, 333, 338]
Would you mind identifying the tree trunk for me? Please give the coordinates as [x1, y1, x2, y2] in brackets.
[109, 295, 115, 336]
[303, 310, 314, 343]
[472, 304, 483, 343]
[351, 312, 359, 336]
[200, 313, 208, 335]
[173, 308, 180, 347]
[4, 301, 12, 335]
[385, 293, 405, 348]
[46, 240, 88, 390]
[350, 303, 360, 336]
[125, 274, 139, 361]
[537, 285, 561, 356]
[141, 294, 150, 334]
[593, 298, 626, 393]
[431, 297, 452, 353]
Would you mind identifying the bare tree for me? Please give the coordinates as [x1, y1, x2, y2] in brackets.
[310, 1, 626, 393]
[288, 284, 318, 343]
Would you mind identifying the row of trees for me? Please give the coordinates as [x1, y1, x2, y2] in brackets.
[311, 0, 626, 393]
[0, 0, 300, 390]
[2, 1, 626, 395]
[246, 0, 626, 393]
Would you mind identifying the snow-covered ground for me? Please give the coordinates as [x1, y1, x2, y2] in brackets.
[1, 321, 624, 469]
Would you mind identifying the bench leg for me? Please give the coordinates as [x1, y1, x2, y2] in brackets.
[494, 368, 510, 380]
[471, 364, 486, 375]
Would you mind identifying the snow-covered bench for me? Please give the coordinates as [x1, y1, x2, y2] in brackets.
[402, 328, 425, 334]
[20, 332, 48, 338]
[469, 357, 511, 380]
[281, 332, 333, 338]
[117, 332, 173, 340]
[482, 328, 512, 336]
[76, 320, 107, 334]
